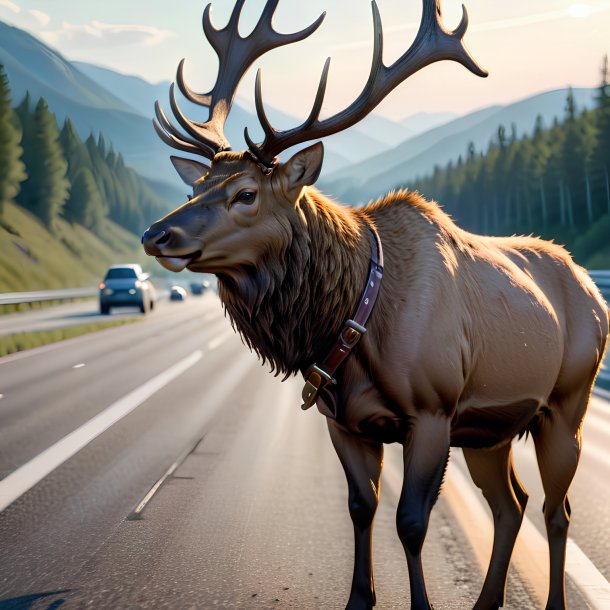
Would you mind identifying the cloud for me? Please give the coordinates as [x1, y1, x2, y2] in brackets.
[28, 9, 50, 26]
[41, 20, 175, 49]
[0, 0, 20, 13]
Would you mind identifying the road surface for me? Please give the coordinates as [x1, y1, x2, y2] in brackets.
[0, 294, 608, 608]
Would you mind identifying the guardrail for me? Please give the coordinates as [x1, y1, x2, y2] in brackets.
[0, 270, 608, 307]
[0, 288, 97, 306]
[590, 270, 610, 302]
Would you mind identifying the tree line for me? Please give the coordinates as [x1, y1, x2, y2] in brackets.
[407, 57, 610, 265]
[0, 64, 169, 236]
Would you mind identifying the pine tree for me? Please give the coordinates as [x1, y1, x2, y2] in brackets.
[0, 64, 26, 218]
[60, 118, 92, 180]
[595, 54, 610, 213]
[64, 167, 104, 231]
[17, 98, 69, 227]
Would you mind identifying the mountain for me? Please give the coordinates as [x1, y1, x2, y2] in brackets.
[0, 21, 185, 188]
[399, 111, 458, 135]
[73, 62, 169, 119]
[320, 87, 597, 203]
[75, 61, 395, 173]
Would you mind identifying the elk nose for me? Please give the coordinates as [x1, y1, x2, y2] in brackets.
[141, 227, 172, 255]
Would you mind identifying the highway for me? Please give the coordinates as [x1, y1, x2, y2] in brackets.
[0, 294, 608, 609]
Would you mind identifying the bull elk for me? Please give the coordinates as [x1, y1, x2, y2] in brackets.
[142, 1, 609, 608]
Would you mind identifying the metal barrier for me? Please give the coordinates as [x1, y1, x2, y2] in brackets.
[0, 270, 608, 307]
[590, 270, 610, 301]
[0, 288, 97, 306]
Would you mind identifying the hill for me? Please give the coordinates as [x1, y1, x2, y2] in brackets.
[0, 202, 149, 293]
[321, 88, 597, 203]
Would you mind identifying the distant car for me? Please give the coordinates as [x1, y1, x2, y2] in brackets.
[99, 264, 156, 314]
[189, 280, 211, 296]
[169, 285, 187, 301]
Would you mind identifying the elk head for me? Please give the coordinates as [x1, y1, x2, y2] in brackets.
[142, 0, 487, 277]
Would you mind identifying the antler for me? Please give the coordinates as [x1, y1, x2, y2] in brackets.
[246, 0, 488, 167]
[154, 0, 326, 160]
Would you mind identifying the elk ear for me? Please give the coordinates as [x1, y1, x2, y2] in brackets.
[170, 156, 210, 187]
[281, 142, 324, 190]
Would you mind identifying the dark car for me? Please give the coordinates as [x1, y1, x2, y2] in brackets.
[189, 280, 211, 295]
[169, 285, 187, 301]
[99, 264, 156, 314]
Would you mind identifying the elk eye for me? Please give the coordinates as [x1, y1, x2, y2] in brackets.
[234, 190, 256, 205]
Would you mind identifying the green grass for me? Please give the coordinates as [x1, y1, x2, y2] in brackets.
[0, 201, 152, 293]
[0, 318, 141, 357]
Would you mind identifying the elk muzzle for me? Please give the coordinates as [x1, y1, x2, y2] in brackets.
[141, 222, 202, 273]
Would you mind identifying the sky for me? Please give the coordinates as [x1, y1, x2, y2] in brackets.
[0, 0, 609, 121]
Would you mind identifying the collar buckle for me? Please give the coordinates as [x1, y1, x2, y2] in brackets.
[301, 365, 335, 410]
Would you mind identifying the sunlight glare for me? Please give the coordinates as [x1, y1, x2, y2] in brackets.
[568, 3, 594, 18]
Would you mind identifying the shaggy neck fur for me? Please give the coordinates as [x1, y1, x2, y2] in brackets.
[217, 187, 370, 378]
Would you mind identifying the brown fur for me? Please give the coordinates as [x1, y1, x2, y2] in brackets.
[143, 149, 609, 610]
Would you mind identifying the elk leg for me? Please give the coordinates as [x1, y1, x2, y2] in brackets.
[533, 406, 583, 610]
[396, 412, 451, 610]
[328, 420, 383, 610]
[463, 444, 528, 610]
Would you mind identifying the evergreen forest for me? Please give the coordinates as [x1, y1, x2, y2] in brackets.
[407, 57, 610, 268]
[0, 64, 170, 237]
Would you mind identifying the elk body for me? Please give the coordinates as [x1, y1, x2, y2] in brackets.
[142, 1, 609, 608]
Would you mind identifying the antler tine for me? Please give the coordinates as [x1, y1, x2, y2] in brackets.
[154, 101, 216, 155]
[396, 0, 487, 79]
[168, 82, 225, 150]
[248, 0, 487, 163]
[176, 59, 212, 108]
[253, 1, 327, 48]
[245, 57, 331, 166]
[152, 118, 214, 159]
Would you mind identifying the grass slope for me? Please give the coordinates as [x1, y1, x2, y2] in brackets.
[0, 202, 148, 293]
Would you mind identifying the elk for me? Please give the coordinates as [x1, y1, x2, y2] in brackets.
[142, 1, 609, 608]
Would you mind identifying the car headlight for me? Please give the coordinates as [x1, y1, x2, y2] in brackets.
[103, 288, 114, 295]
[128, 288, 136, 295]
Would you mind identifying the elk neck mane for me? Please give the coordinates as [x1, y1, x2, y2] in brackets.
[216, 187, 371, 379]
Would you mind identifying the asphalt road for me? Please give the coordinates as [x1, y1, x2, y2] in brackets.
[0, 295, 608, 609]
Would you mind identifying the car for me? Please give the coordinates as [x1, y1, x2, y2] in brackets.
[189, 279, 211, 295]
[99, 264, 156, 315]
[169, 285, 187, 301]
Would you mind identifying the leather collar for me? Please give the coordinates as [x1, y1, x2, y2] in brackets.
[301, 219, 383, 411]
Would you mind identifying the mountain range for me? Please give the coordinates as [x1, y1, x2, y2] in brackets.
[320, 87, 597, 203]
[0, 19, 598, 206]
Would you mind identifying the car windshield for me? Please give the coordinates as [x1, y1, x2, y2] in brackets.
[105, 268, 138, 280]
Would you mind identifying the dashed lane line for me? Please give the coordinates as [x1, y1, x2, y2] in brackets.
[0, 350, 203, 513]
[207, 329, 234, 351]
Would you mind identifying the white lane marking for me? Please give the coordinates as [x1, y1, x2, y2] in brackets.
[566, 539, 610, 608]
[447, 455, 610, 610]
[72, 363, 86, 369]
[445, 458, 549, 607]
[207, 329, 233, 351]
[0, 350, 202, 513]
